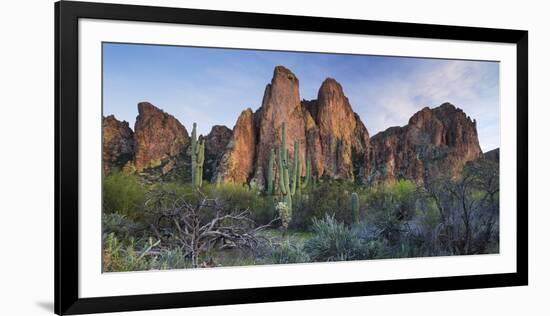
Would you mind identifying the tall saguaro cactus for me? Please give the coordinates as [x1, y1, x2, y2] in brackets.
[290, 140, 300, 195]
[190, 122, 205, 188]
[298, 157, 311, 194]
[191, 123, 197, 186]
[278, 144, 292, 211]
[195, 140, 205, 188]
[275, 122, 304, 210]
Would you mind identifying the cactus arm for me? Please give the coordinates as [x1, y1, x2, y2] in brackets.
[283, 163, 290, 194]
[196, 140, 205, 187]
[290, 141, 299, 195]
[190, 123, 206, 188]
[296, 151, 302, 194]
[278, 146, 287, 195]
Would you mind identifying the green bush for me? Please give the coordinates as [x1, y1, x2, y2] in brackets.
[156, 248, 192, 270]
[271, 240, 310, 264]
[416, 199, 441, 229]
[292, 180, 368, 229]
[389, 179, 418, 220]
[304, 214, 365, 261]
[103, 170, 146, 221]
[102, 213, 144, 239]
[102, 232, 194, 272]
[102, 233, 154, 272]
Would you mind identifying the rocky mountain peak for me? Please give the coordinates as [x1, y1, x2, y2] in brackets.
[137, 101, 160, 116]
[133, 102, 189, 172]
[217, 108, 256, 184]
[313, 77, 370, 180]
[102, 115, 134, 172]
[273, 65, 298, 82]
[370, 102, 483, 183]
[250, 66, 307, 189]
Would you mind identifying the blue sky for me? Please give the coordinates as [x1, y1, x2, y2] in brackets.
[103, 43, 500, 152]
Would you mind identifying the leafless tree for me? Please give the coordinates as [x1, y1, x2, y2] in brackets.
[147, 189, 278, 268]
[422, 159, 499, 255]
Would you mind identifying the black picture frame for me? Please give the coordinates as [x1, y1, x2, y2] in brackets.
[55, 1, 528, 314]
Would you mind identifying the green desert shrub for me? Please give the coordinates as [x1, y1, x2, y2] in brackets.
[416, 199, 441, 230]
[103, 170, 146, 221]
[389, 179, 418, 220]
[103, 228, 194, 272]
[271, 240, 310, 264]
[304, 214, 365, 261]
[102, 213, 145, 240]
[365, 179, 418, 221]
[102, 233, 155, 272]
[293, 180, 368, 229]
[155, 248, 192, 270]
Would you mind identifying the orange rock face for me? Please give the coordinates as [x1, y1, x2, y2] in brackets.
[102, 115, 134, 172]
[369, 103, 483, 183]
[251, 66, 308, 189]
[217, 108, 256, 184]
[310, 79, 371, 181]
[133, 102, 189, 172]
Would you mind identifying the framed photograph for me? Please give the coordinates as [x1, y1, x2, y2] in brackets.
[55, 1, 528, 314]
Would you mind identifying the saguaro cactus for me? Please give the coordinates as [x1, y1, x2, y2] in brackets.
[299, 157, 311, 192]
[190, 123, 205, 188]
[195, 140, 205, 187]
[278, 145, 292, 211]
[290, 140, 300, 195]
[351, 192, 360, 224]
[266, 148, 275, 195]
[191, 123, 197, 186]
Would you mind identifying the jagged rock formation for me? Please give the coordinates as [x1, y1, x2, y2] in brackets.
[204, 125, 233, 181]
[217, 109, 256, 184]
[308, 78, 371, 181]
[370, 103, 483, 183]
[219, 67, 371, 189]
[484, 148, 500, 162]
[133, 102, 189, 172]
[103, 66, 488, 188]
[102, 115, 134, 171]
[250, 66, 308, 189]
